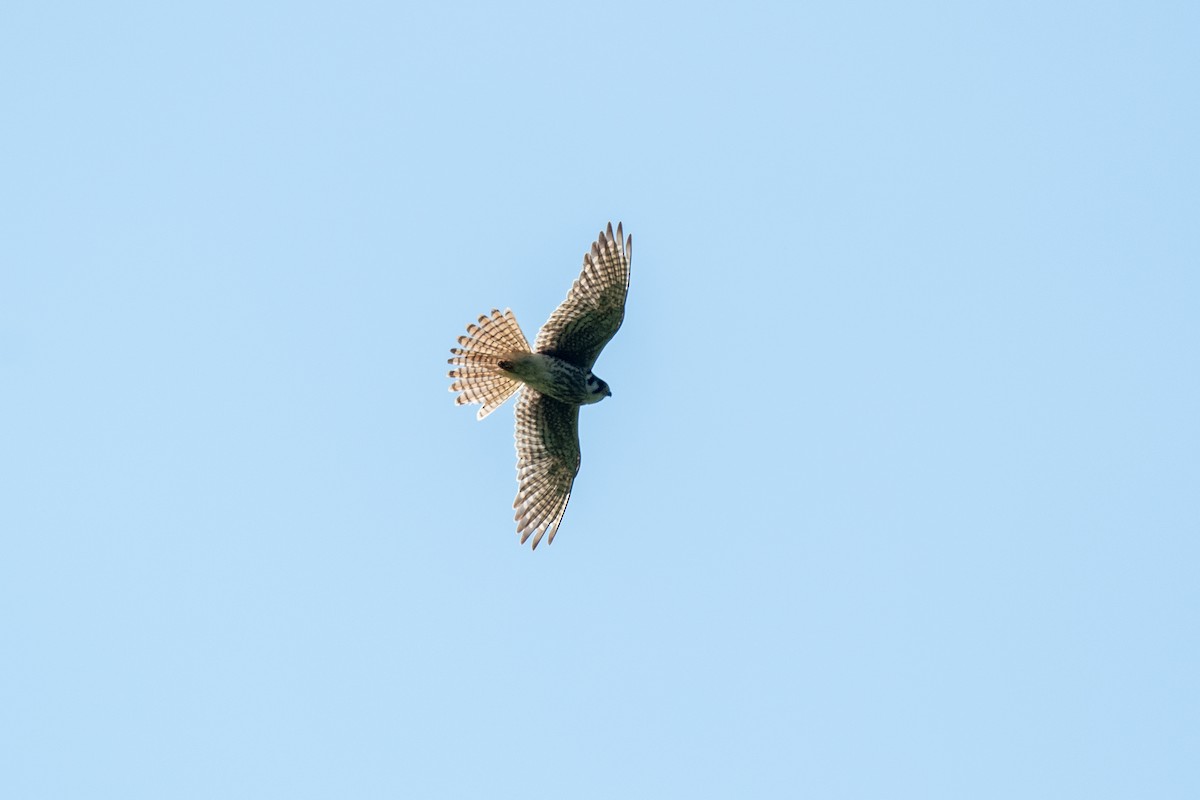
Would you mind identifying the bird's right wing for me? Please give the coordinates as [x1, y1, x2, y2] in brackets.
[533, 222, 632, 369]
[512, 387, 581, 549]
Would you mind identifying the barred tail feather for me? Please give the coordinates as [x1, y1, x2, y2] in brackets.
[447, 308, 531, 420]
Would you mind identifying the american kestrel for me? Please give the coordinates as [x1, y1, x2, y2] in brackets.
[448, 222, 632, 549]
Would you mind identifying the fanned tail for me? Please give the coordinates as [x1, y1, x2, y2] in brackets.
[447, 308, 531, 420]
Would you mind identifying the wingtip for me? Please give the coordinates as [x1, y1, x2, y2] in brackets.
[611, 221, 630, 258]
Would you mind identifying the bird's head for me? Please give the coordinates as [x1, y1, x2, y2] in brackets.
[585, 372, 612, 402]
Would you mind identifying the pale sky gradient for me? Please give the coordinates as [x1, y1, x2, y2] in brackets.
[2, 2, 1198, 798]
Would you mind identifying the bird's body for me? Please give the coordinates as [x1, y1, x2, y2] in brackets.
[497, 353, 609, 406]
[448, 222, 632, 549]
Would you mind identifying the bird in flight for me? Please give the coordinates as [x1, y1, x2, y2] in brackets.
[448, 222, 632, 549]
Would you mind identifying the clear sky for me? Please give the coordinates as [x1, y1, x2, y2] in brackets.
[2, 2, 1197, 797]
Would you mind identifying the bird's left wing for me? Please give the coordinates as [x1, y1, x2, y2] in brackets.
[534, 222, 632, 369]
[513, 387, 581, 549]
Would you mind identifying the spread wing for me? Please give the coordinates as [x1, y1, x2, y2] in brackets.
[534, 221, 632, 369]
[512, 387, 581, 549]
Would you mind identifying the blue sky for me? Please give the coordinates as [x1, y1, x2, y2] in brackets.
[2, 1, 1197, 797]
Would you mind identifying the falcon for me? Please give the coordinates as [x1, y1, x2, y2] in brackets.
[448, 222, 632, 549]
